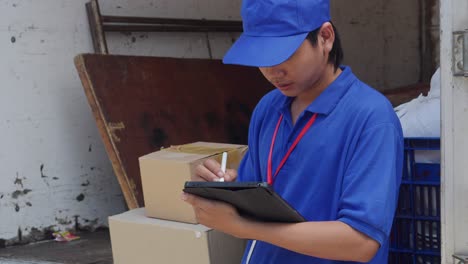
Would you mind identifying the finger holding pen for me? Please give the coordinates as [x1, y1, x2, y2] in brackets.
[193, 161, 220, 182]
[192, 154, 238, 182]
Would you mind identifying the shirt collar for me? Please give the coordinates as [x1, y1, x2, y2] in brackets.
[272, 66, 356, 116]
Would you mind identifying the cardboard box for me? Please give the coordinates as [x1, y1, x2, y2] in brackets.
[139, 141, 248, 223]
[109, 208, 246, 264]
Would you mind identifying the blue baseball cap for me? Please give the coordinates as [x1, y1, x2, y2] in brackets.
[223, 0, 330, 67]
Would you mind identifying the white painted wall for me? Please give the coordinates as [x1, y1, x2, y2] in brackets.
[440, 0, 468, 262]
[0, 0, 242, 246]
[0, 0, 126, 245]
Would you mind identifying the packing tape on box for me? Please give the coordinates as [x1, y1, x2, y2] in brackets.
[167, 144, 238, 155]
[167, 143, 248, 165]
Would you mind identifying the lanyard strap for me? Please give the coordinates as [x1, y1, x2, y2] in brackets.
[267, 113, 318, 185]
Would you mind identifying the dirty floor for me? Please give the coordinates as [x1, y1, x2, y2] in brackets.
[0, 230, 112, 264]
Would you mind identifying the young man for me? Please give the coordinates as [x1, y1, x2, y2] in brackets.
[182, 0, 403, 263]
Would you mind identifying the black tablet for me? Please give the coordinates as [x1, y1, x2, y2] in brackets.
[183, 181, 305, 223]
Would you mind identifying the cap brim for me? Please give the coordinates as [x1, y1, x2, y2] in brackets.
[222, 32, 308, 67]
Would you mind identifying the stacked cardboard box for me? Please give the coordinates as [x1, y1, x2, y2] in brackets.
[109, 142, 248, 264]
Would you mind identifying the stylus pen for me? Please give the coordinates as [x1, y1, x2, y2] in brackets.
[218, 152, 227, 182]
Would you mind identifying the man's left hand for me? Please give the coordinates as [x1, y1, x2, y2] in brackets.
[181, 192, 248, 238]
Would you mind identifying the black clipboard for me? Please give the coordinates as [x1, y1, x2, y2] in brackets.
[183, 181, 305, 223]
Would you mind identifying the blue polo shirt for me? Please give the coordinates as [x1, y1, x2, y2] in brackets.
[237, 66, 403, 263]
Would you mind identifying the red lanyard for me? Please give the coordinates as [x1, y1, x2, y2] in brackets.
[267, 113, 318, 185]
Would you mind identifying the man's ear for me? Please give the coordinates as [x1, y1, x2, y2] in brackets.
[319, 22, 335, 53]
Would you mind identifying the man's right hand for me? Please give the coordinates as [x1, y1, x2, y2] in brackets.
[193, 158, 238, 182]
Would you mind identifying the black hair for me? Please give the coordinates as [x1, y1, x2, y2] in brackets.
[306, 22, 344, 71]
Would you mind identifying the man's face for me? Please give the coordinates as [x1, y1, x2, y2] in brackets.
[258, 38, 328, 97]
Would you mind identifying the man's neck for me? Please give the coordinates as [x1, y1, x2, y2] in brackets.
[294, 65, 342, 109]
[290, 65, 342, 125]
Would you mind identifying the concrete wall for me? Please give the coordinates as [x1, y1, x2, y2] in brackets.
[332, 0, 422, 91]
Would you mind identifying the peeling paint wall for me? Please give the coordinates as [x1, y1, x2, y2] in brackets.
[0, 0, 127, 246]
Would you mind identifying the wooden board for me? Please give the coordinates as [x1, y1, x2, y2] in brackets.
[74, 54, 274, 208]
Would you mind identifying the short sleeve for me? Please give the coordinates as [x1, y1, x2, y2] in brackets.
[237, 150, 258, 182]
[337, 123, 403, 245]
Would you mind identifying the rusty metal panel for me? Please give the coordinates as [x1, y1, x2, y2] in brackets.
[74, 54, 273, 208]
